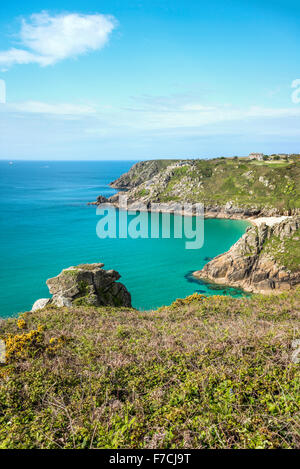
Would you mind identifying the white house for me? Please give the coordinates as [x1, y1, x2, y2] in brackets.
[249, 153, 264, 161]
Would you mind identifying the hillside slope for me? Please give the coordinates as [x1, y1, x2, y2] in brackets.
[110, 158, 300, 216]
[0, 290, 299, 449]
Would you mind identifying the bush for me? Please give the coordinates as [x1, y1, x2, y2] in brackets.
[0, 289, 299, 449]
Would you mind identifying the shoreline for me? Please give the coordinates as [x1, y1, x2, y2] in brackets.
[92, 188, 297, 294]
[91, 198, 292, 227]
[90, 198, 296, 295]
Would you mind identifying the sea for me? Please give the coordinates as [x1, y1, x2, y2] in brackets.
[0, 160, 250, 318]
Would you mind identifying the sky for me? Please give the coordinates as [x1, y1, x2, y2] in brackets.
[0, 0, 299, 160]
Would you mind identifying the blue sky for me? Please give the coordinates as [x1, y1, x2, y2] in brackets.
[0, 0, 299, 160]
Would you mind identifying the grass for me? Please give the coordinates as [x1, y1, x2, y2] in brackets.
[262, 228, 300, 272]
[0, 289, 299, 449]
[129, 158, 300, 213]
[250, 161, 291, 168]
[137, 189, 150, 198]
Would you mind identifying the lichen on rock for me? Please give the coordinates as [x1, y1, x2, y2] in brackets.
[31, 263, 132, 310]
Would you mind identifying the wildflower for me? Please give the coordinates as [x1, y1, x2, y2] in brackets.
[17, 319, 26, 329]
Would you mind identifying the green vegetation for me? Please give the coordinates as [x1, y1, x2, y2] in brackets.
[132, 158, 300, 213]
[263, 228, 300, 272]
[137, 188, 150, 198]
[0, 290, 299, 449]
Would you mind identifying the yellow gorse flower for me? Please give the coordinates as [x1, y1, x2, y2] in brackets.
[17, 319, 26, 329]
[5, 326, 44, 362]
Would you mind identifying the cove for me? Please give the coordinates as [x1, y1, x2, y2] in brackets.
[0, 160, 250, 317]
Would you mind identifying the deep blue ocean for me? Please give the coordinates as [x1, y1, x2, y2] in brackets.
[0, 160, 250, 318]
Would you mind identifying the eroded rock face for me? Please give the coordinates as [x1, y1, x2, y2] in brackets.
[110, 160, 172, 189]
[194, 218, 300, 293]
[104, 159, 300, 218]
[45, 263, 132, 308]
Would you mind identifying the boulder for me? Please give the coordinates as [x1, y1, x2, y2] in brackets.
[96, 195, 109, 205]
[46, 263, 132, 308]
[31, 298, 51, 312]
[87, 195, 110, 206]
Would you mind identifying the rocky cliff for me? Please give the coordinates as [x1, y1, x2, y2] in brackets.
[107, 157, 300, 217]
[93, 158, 300, 293]
[194, 217, 300, 293]
[32, 263, 132, 310]
[110, 159, 181, 189]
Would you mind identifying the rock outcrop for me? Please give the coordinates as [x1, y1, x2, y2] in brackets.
[32, 263, 132, 310]
[101, 158, 300, 218]
[87, 195, 109, 206]
[194, 217, 300, 293]
[32, 298, 51, 312]
[110, 160, 177, 189]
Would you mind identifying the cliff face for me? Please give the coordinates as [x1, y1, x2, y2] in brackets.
[107, 158, 300, 217]
[110, 160, 181, 189]
[194, 217, 300, 293]
[99, 158, 300, 293]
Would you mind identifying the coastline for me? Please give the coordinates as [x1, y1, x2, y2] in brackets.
[193, 215, 300, 294]
[94, 197, 298, 295]
[96, 197, 292, 227]
[89, 155, 299, 297]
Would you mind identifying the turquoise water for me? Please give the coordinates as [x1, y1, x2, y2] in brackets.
[0, 161, 250, 318]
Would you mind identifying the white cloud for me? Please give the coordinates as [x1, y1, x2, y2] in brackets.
[0, 12, 117, 68]
[0, 48, 40, 67]
[120, 98, 300, 131]
[2, 92, 300, 134]
[2, 95, 300, 159]
[182, 104, 217, 112]
[246, 106, 300, 118]
[2, 101, 97, 117]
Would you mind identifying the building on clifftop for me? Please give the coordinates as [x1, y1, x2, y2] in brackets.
[249, 152, 264, 161]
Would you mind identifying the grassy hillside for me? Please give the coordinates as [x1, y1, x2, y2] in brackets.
[0, 289, 299, 449]
[118, 157, 300, 214]
[262, 227, 300, 273]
